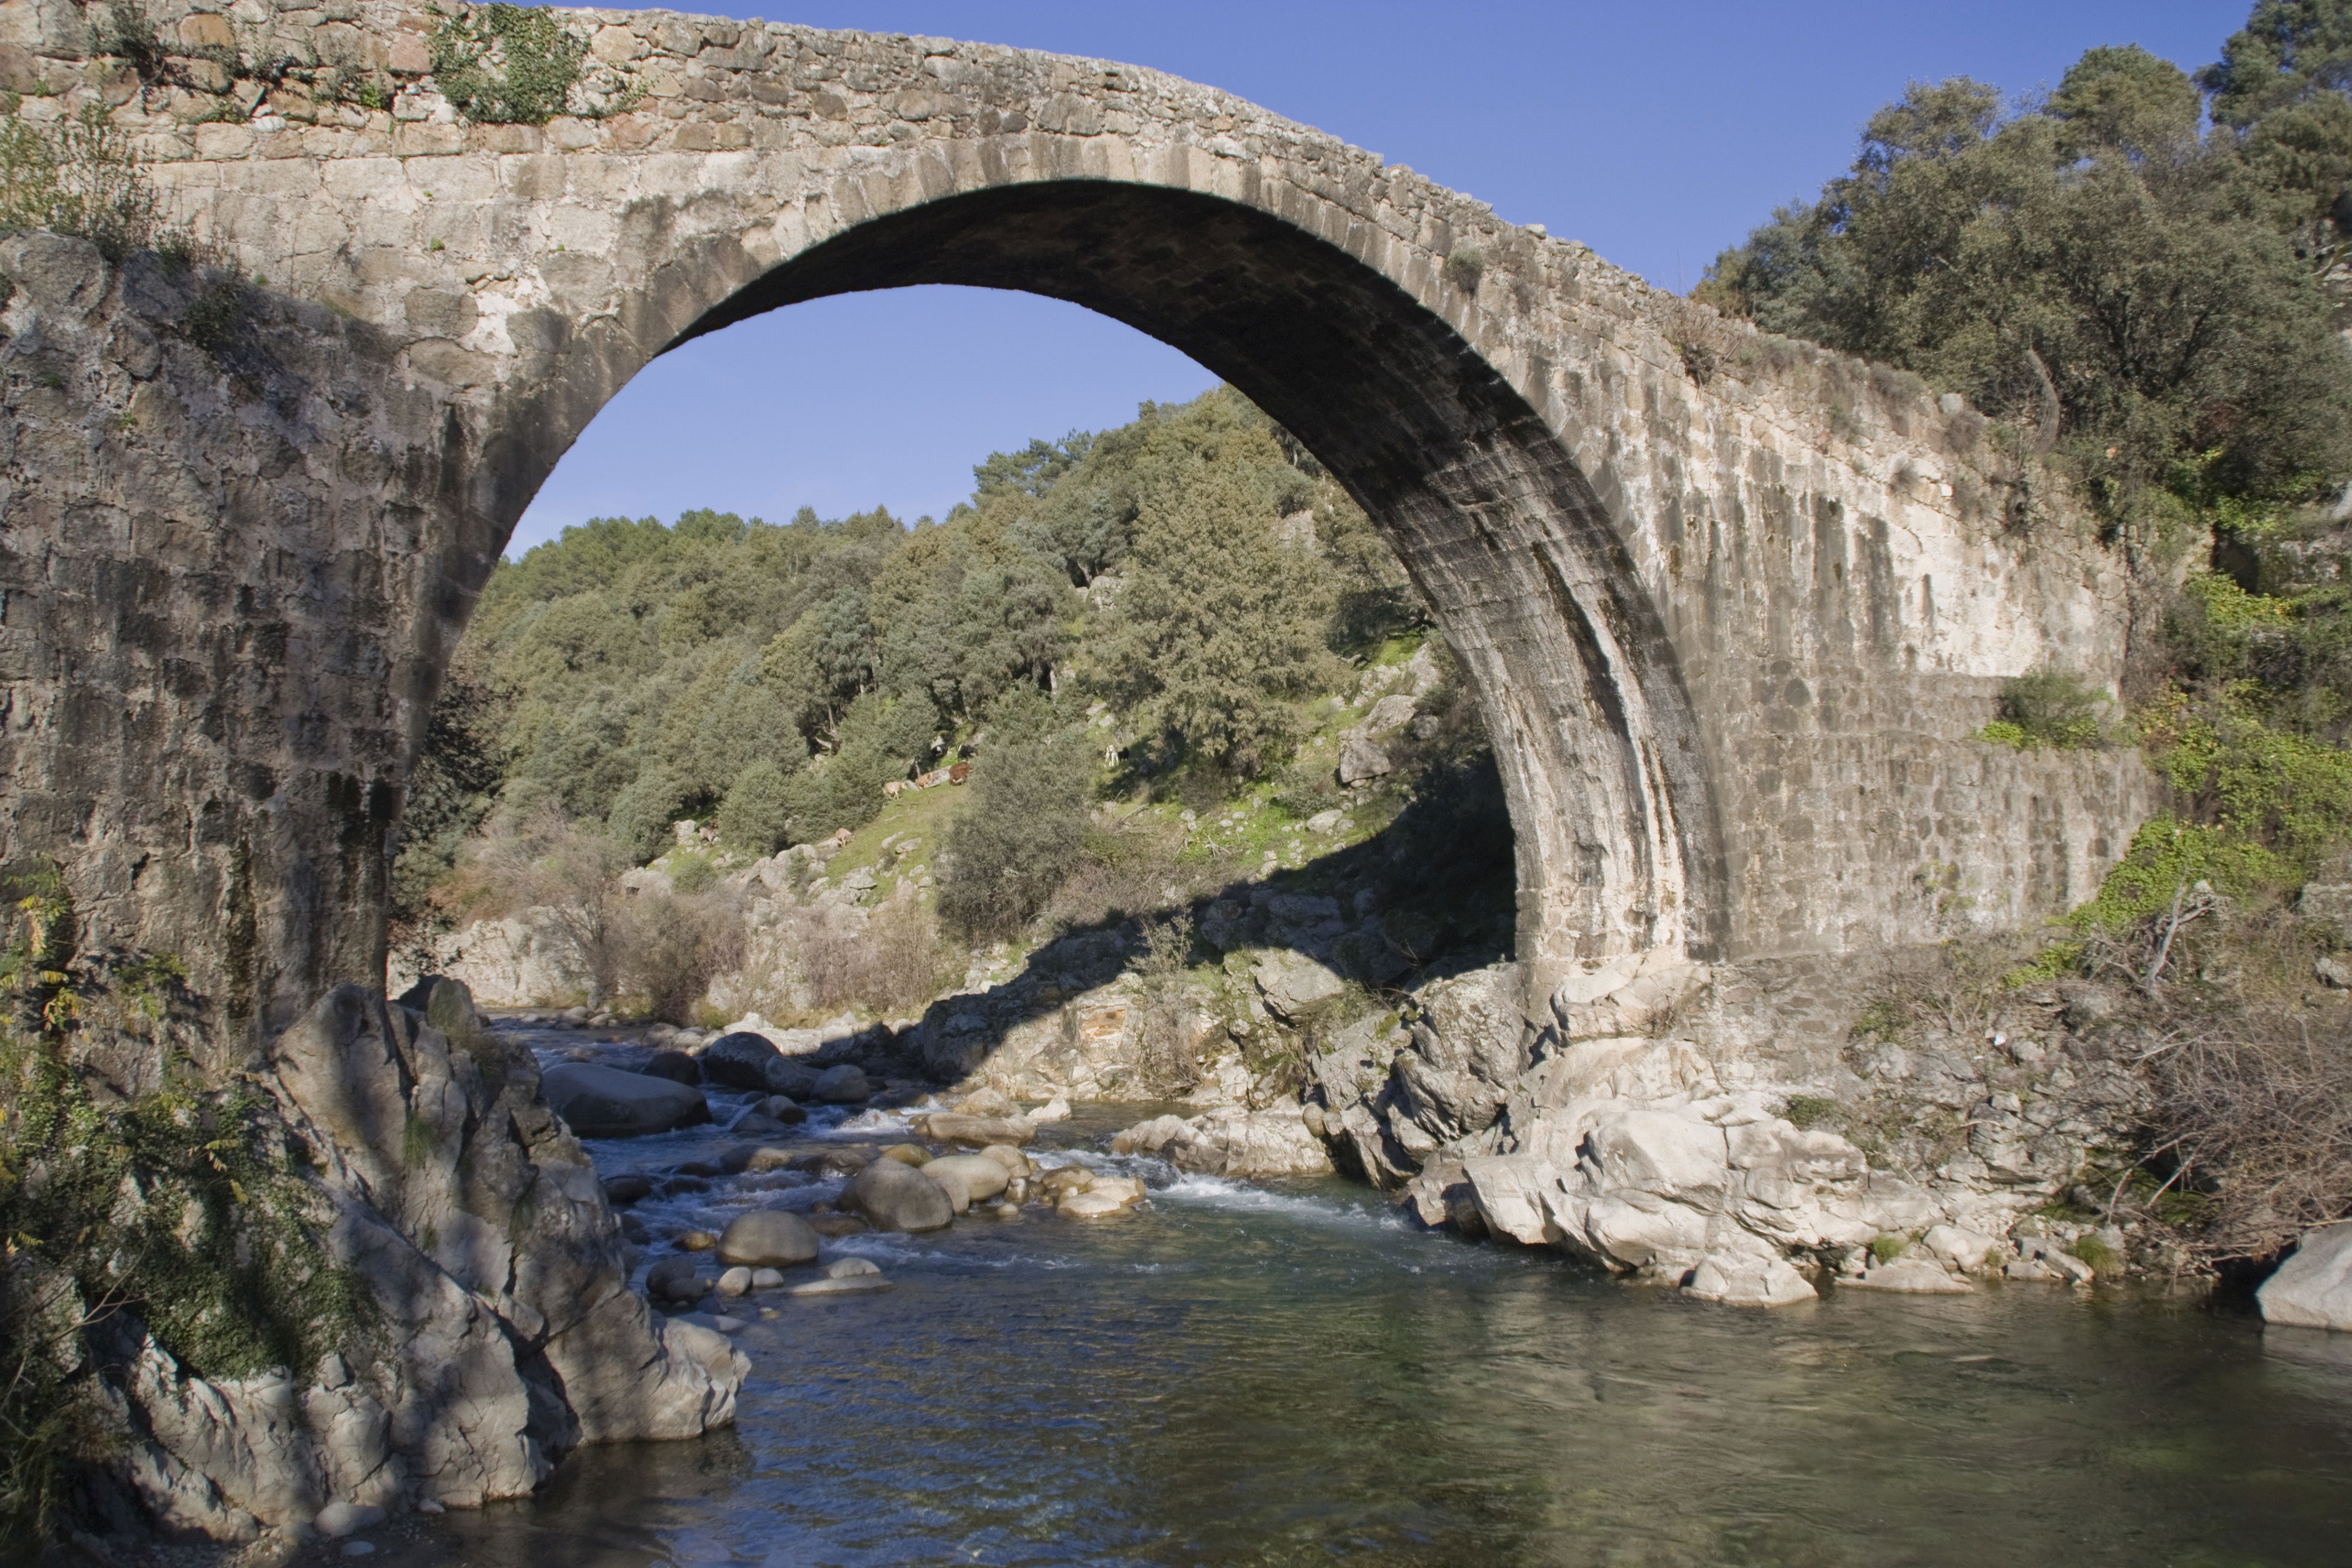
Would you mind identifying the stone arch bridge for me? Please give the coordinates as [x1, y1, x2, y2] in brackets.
[0, 2, 2151, 1053]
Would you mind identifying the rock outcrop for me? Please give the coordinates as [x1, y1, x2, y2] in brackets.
[97, 986, 745, 1541]
[2261, 1224, 2352, 1332]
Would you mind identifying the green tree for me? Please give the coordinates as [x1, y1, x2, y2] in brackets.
[715, 758, 796, 853]
[1090, 456, 1339, 777]
[935, 728, 1095, 937]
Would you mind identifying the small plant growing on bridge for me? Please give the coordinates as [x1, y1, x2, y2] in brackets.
[0, 100, 162, 263]
[430, 4, 640, 125]
[1442, 246, 1485, 293]
[1977, 668, 2105, 750]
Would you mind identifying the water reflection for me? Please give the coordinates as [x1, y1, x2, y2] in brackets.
[353, 1137, 2352, 1567]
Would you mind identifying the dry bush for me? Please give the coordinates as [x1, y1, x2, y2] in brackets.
[623, 887, 747, 1025]
[780, 891, 945, 1017]
[1130, 913, 1202, 1096]
[448, 810, 631, 1004]
[2143, 1001, 2352, 1258]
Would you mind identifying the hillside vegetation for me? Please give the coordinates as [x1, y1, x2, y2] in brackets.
[400, 386, 1512, 1017]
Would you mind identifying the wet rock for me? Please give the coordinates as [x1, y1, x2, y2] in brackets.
[541, 1062, 711, 1139]
[1038, 1165, 1096, 1199]
[1920, 1224, 1999, 1272]
[881, 1142, 933, 1166]
[975, 1144, 1032, 1179]
[1843, 1259, 1973, 1294]
[1112, 1114, 1192, 1156]
[715, 1267, 753, 1298]
[786, 1148, 874, 1178]
[757, 1095, 807, 1123]
[678, 1232, 717, 1253]
[926, 1153, 1011, 1202]
[919, 1113, 1036, 1146]
[601, 1173, 652, 1205]
[825, 1257, 881, 1279]
[845, 1153, 955, 1233]
[2260, 1224, 2352, 1331]
[806, 1214, 871, 1238]
[783, 1272, 893, 1297]
[700, 1031, 797, 1093]
[1684, 1251, 1819, 1308]
[645, 1257, 704, 1304]
[641, 1049, 700, 1086]
[813, 1064, 872, 1102]
[716, 1210, 820, 1269]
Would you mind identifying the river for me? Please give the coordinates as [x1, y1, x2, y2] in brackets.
[346, 1027, 2352, 1567]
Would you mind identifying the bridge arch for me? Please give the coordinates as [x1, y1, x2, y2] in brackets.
[457, 175, 1730, 993]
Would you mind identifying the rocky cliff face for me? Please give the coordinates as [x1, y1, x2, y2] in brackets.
[59, 983, 745, 1543]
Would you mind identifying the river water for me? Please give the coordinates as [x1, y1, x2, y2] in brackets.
[361, 1032, 2352, 1568]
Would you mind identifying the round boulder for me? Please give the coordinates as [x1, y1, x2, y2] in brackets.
[926, 1163, 973, 1213]
[716, 1209, 820, 1268]
[880, 1142, 932, 1166]
[845, 1153, 955, 1233]
[640, 1049, 700, 1085]
[700, 1031, 790, 1092]
[542, 1062, 711, 1139]
[813, 1064, 872, 1103]
[926, 1153, 1011, 1202]
[645, 1256, 704, 1303]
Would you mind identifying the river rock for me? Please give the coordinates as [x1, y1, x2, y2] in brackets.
[715, 1267, 752, 1297]
[976, 1144, 1032, 1178]
[784, 1272, 894, 1297]
[1058, 1190, 1133, 1218]
[881, 1142, 932, 1166]
[1843, 1259, 1973, 1294]
[813, 1064, 872, 1102]
[955, 1086, 1021, 1117]
[927, 1154, 1012, 1201]
[645, 1256, 705, 1304]
[698, 1030, 788, 1091]
[2263, 1223, 2352, 1330]
[1039, 1165, 1095, 1199]
[1920, 1224, 1999, 1272]
[926, 1163, 973, 1212]
[541, 1062, 711, 1138]
[641, 1049, 700, 1085]
[602, 1173, 652, 1205]
[846, 1154, 955, 1232]
[1684, 1250, 1818, 1308]
[921, 1113, 1037, 1147]
[716, 1210, 820, 1268]
[1030, 1096, 1072, 1122]
[758, 1094, 807, 1123]
[751, 1268, 785, 1288]
[1113, 1114, 1192, 1155]
[806, 1214, 870, 1237]
[826, 1256, 881, 1278]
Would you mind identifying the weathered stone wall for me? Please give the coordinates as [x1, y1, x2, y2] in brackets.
[0, 1, 2154, 1043]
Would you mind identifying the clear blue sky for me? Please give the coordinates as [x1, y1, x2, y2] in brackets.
[511, 0, 2247, 554]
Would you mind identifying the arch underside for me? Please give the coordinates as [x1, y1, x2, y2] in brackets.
[519, 179, 1729, 982]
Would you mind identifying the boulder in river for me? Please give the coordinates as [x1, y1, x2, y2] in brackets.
[954, 1086, 1020, 1117]
[919, 1112, 1036, 1147]
[1058, 1190, 1133, 1218]
[976, 1144, 1032, 1178]
[813, 1064, 872, 1102]
[881, 1142, 932, 1166]
[846, 1153, 955, 1232]
[1842, 1259, 1973, 1294]
[542, 1062, 711, 1138]
[784, 1272, 893, 1297]
[826, 1256, 881, 1278]
[646, 1256, 705, 1304]
[1683, 1250, 1818, 1308]
[641, 1049, 700, 1085]
[926, 1153, 1011, 1202]
[716, 1209, 820, 1268]
[700, 1031, 793, 1093]
[2261, 1223, 2352, 1331]
[926, 1163, 973, 1213]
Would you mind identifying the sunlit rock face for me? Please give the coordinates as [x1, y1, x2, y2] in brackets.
[0, 3, 2150, 1052]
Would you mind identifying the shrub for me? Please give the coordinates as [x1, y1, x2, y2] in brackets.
[0, 101, 164, 262]
[1981, 668, 2105, 749]
[623, 886, 743, 1023]
[716, 758, 796, 853]
[937, 732, 1095, 939]
[1784, 1095, 1839, 1130]
[431, 4, 589, 125]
